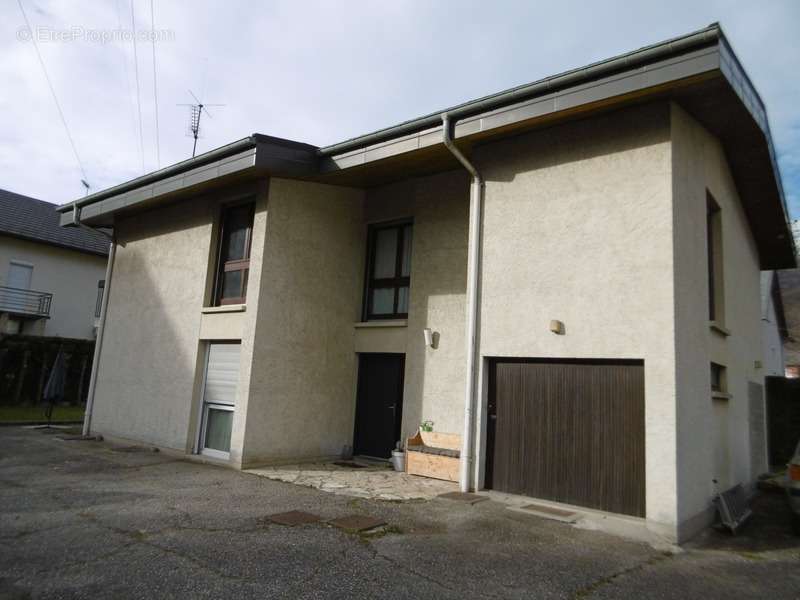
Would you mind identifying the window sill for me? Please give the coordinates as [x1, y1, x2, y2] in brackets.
[709, 321, 731, 337]
[202, 304, 246, 314]
[712, 392, 732, 400]
[354, 320, 408, 329]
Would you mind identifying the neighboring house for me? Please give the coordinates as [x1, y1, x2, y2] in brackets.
[781, 220, 800, 376]
[0, 189, 109, 339]
[57, 24, 795, 543]
[761, 271, 787, 377]
[778, 267, 800, 377]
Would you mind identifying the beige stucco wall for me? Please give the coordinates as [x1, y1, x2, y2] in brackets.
[91, 184, 268, 454]
[240, 178, 365, 466]
[363, 171, 470, 439]
[474, 103, 679, 536]
[238, 170, 469, 466]
[670, 103, 764, 536]
[0, 235, 107, 339]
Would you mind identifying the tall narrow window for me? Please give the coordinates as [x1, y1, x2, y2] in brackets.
[214, 202, 255, 306]
[364, 221, 413, 320]
[95, 280, 105, 318]
[707, 193, 724, 322]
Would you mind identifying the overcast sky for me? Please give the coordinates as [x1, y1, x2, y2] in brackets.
[2, 0, 798, 217]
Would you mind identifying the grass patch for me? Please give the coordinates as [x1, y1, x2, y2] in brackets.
[0, 405, 84, 423]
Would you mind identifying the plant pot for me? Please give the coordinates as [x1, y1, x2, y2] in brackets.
[391, 450, 405, 472]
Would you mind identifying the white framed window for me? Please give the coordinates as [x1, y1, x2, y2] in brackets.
[7, 261, 33, 290]
[197, 342, 241, 459]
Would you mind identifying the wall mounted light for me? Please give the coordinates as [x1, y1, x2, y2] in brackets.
[549, 320, 565, 335]
[423, 328, 440, 349]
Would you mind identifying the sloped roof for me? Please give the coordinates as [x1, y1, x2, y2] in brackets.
[0, 188, 108, 256]
[57, 23, 794, 268]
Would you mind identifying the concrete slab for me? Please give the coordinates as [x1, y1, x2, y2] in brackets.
[509, 503, 579, 523]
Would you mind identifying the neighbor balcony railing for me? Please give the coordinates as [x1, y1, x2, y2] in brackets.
[0, 286, 52, 318]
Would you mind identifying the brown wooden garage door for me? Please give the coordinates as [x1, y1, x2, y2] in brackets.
[485, 359, 645, 517]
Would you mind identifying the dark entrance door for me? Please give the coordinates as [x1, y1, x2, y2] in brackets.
[485, 359, 646, 517]
[353, 353, 405, 459]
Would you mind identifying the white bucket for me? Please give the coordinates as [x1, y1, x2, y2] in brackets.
[391, 450, 405, 472]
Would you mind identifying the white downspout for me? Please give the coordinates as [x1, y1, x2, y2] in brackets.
[441, 113, 483, 493]
[75, 205, 116, 438]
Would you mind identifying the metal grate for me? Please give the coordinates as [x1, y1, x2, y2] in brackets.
[713, 482, 753, 534]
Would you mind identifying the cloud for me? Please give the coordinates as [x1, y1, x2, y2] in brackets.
[1, 0, 799, 218]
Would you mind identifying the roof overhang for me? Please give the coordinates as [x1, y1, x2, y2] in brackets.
[58, 23, 795, 268]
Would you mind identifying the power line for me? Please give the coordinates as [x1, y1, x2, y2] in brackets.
[115, 0, 140, 168]
[150, 0, 160, 169]
[130, 0, 145, 174]
[16, 0, 88, 185]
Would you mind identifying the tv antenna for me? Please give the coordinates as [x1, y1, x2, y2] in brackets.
[178, 89, 225, 157]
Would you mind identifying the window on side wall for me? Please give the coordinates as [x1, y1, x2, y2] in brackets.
[364, 221, 413, 320]
[95, 280, 105, 318]
[706, 193, 724, 324]
[710, 362, 727, 394]
[214, 201, 255, 306]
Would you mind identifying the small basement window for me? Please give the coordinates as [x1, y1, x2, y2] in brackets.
[710, 362, 727, 394]
[213, 202, 255, 306]
[363, 221, 413, 320]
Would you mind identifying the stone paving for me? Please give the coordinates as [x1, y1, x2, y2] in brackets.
[246, 460, 458, 500]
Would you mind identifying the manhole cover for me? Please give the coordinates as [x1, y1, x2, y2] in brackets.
[329, 515, 386, 532]
[267, 511, 322, 526]
[438, 492, 488, 504]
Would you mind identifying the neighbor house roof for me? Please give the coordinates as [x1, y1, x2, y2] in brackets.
[0, 188, 108, 257]
[57, 23, 795, 268]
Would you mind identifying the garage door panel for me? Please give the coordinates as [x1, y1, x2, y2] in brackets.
[487, 360, 645, 517]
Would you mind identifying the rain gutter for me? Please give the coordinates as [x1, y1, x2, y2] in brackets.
[441, 113, 483, 493]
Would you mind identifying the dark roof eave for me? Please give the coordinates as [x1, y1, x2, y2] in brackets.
[56, 136, 259, 214]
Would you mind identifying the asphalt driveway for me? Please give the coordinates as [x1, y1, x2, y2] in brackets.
[1, 427, 798, 599]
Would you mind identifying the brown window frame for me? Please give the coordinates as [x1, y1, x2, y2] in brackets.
[213, 201, 255, 306]
[363, 220, 412, 320]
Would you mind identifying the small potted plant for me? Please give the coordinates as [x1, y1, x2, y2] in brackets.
[390, 441, 405, 472]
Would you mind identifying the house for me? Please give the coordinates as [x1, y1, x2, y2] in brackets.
[761, 271, 787, 377]
[57, 24, 795, 543]
[1, 189, 109, 339]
